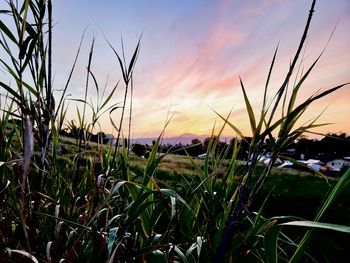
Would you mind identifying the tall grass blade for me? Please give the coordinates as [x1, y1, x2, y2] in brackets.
[268, 0, 316, 126]
[264, 226, 281, 263]
[282, 221, 350, 233]
[213, 109, 245, 139]
[240, 77, 256, 134]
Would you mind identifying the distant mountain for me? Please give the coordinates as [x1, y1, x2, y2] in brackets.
[132, 133, 233, 146]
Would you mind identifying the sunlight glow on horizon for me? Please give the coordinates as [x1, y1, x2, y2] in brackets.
[22, 0, 350, 138]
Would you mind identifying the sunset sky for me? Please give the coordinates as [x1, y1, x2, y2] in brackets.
[13, 1, 350, 138]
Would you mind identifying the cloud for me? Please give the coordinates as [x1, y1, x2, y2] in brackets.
[50, 0, 350, 137]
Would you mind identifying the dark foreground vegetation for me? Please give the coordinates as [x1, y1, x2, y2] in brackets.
[1, 0, 350, 262]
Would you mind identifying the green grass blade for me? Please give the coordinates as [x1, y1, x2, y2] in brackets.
[108, 227, 119, 257]
[99, 81, 119, 110]
[0, 82, 22, 102]
[287, 54, 322, 114]
[264, 226, 282, 263]
[213, 109, 245, 139]
[263, 43, 278, 108]
[0, 20, 18, 44]
[240, 77, 256, 134]
[282, 221, 350, 233]
[127, 37, 141, 80]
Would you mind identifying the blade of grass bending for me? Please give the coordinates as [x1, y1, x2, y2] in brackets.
[5, 249, 39, 263]
[88, 69, 99, 94]
[0, 20, 18, 44]
[105, 38, 127, 83]
[0, 82, 22, 102]
[283, 82, 349, 135]
[174, 246, 190, 263]
[160, 189, 192, 211]
[213, 109, 245, 139]
[282, 221, 350, 233]
[289, 168, 350, 263]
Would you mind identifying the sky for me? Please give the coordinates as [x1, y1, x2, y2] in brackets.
[2, 0, 350, 139]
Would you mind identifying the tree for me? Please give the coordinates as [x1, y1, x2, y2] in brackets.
[132, 143, 146, 157]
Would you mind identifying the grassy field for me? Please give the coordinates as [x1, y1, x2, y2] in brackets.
[58, 136, 350, 262]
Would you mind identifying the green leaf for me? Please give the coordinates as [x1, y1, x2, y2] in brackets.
[0, 82, 22, 102]
[174, 246, 189, 263]
[213, 109, 245, 139]
[287, 54, 321, 114]
[264, 226, 282, 263]
[0, 20, 18, 44]
[99, 81, 119, 110]
[127, 37, 141, 80]
[282, 221, 350, 233]
[160, 189, 192, 211]
[240, 77, 256, 134]
[19, 35, 33, 59]
[108, 227, 118, 257]
[263, 44, 278, 107]
[151, 250, 167, 263]
[106, 39, 127, 83]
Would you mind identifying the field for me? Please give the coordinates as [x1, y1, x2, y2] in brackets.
[57, 136, 350, 261]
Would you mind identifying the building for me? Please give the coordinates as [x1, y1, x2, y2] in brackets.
[326, 159, 350, 172]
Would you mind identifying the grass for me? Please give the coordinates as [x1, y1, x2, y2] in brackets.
[1, 0, 350, 262]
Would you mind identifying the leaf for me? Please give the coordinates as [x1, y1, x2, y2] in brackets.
[240, 77, 256, 134]
[174, 245, 189, 263]
[89, 69, 99, 94]
[151, 250, 167, 263]
[196, 236, 204, 258]
[263, 44, 278, 107]
[19, 35, 33, 59]
[99, 81, 119, 110]
[46, 241, 53, 263]
[0, 179, 10, 195]
[108, 227, 118, 257]
[109, 106, 122, 132]
[0, 82, 22, 102]
[5, 249, 39, 263]
[21, 34, 38, 70]
[0, 20, 18, 44]
[213, 109, 245, 139]
[282, 221, 350, 233]
[264, 226, 282, 263]
[127, 37, 141, 79]
[160, 188, 192, 211]
[287, 54, 322, 114]
[105, 39, 127, 83]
